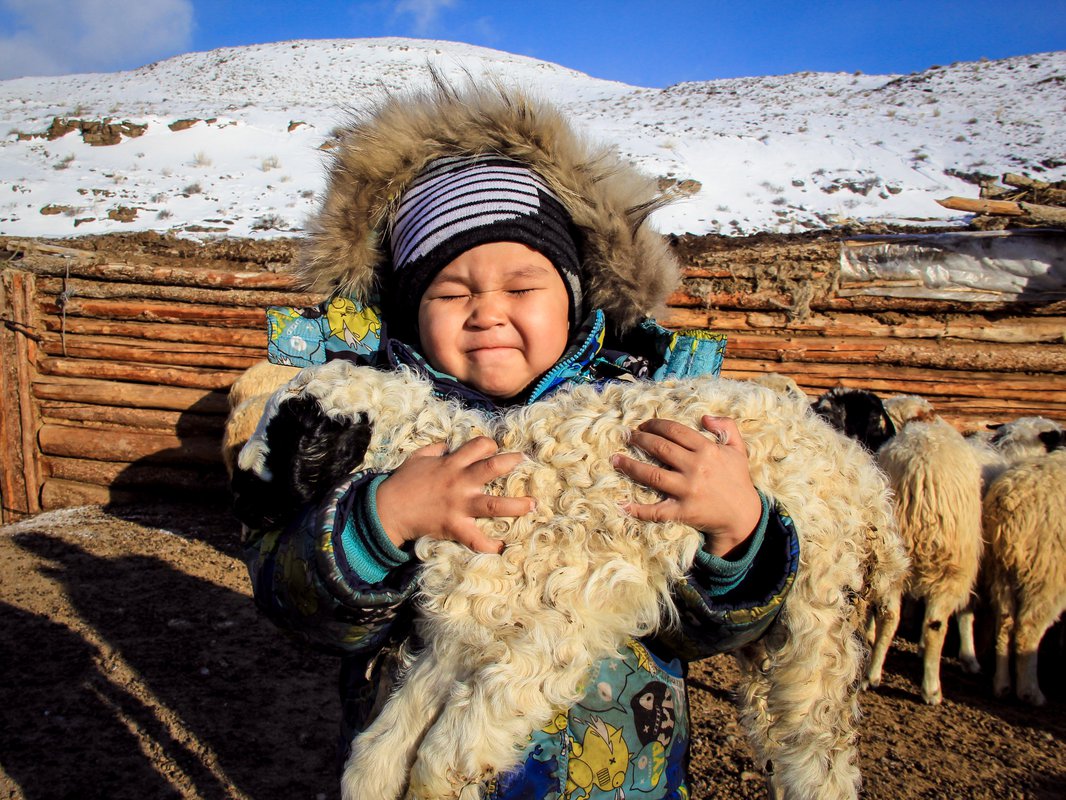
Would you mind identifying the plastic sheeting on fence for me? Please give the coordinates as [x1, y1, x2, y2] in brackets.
[839, 229, 1066, 303]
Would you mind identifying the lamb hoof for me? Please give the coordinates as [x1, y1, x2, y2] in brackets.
[961, 658, 981, 675]
[1018, 688, 1047, 707]
[993, 683, 1011, 699]
[921, 688, 942, 705]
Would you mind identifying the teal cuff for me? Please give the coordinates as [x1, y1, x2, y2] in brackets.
[692, 490, 771, 597]
[339, 474, 412, 584]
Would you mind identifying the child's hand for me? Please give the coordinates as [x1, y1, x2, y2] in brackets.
[611, 416, 762, 557]
[376, 437, 534, 554]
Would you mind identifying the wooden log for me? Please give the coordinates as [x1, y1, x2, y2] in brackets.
[0, 271, 44, 516]
[33, 376, 229, 413]
[659, 307, 1066, 342]
[39, 478, 131, 509]
[1018, 201, 1066, 226]
[1002, 173, 1066, 204]
[937, 197, 1025, 216]
[39, 423, 224, 465]
[0, 272, 30, 520]
[720, 359, 1066, 403]
[17, 259, 301, 290]
[39, 296, 266, 327]
[39, 335, 261, 370]
[36, 276, 320, 308]
[37, 356, 242, 390]
[45, 455, 228, 490]
[40, 330, 261, 357]
[39, 401, 225, 433]
[41, 316, 266, 348]
[723, 333, 1066, 373]
[937, 195, 1066, 225]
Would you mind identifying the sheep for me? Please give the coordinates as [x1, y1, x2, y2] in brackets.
[811, 387, 896, 453]
[866, 413, 984, 705]
[221, 360, 301, 476]
[237, 360, 903, 800]
[983, 448, 1066, 707]
[880, 393, 935, 432]
[989, 416, 1066, 464]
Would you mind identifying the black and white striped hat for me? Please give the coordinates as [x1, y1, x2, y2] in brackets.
[387, 155, 583, 328]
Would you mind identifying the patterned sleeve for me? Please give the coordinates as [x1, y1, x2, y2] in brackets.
[652, 500, 800, 661]
[241, 471, 420, 656]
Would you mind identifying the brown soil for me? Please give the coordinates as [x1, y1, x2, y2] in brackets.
[1, 503, 1063, 799]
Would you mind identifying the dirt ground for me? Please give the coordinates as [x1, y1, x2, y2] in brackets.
[1, 502, 1063, 800]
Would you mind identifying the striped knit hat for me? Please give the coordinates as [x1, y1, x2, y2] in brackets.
[387, 155, 583, 329]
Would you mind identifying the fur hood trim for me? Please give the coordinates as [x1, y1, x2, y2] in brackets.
[299, 74, 681, 333]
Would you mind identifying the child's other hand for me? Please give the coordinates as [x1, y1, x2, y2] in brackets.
[611, 416, 761, 557]
[376, 437, 534, 554]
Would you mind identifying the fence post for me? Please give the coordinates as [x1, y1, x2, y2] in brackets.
[0, 268, 43, 521]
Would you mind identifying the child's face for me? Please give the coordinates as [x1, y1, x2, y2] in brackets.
[417, 241, 571, 400]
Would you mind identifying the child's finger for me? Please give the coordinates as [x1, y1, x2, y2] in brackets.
[451, 523, 505, 554]
[629, 428, 691, 469]
[611, 453, 683, 496]
[471, 493, 537, 519]
[701, 415, 745, 452]
[635, 418, 712, 452]
[620, 499, 678, 524]
[469, 450, 527, 483]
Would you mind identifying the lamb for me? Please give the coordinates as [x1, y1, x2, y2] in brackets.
[983, 443, 1066, 706]
[811, 387, 896, 453]
[866, 412, 984, 705]
[989, 416, 1065, 464]
[221, 360, 300, 476]
[237, 360, 904, 800]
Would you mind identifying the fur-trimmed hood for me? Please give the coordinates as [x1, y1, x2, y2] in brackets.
[298, 74, 681, 333]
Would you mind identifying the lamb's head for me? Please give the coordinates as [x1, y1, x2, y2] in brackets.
[812, 387, 896, 453]
[231, 361, 485, 532]
[989, 415, 1066, 464]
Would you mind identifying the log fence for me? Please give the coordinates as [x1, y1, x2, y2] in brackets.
[2, 233, 1064, 522]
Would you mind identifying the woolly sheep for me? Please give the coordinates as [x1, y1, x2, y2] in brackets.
[811, 387, 896, 453]
[867, 414, 984, 705]
[880, 394, 935, 432]
[984, 448, 1066, 706]
[989, 416, 1066, 465]
[238, 361, 903, 800]
[221, 360, 301, 476]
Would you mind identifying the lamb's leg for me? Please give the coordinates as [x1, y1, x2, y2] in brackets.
[919, 594, 957, 705]
[407, 667, 560, 800]
[956, 603, 981, 674]
[863, 591, 901, 690]
[1013, 596, 1059, 707]
[992, 586, 1016, 699]
[739, 613, 863, 800]
[342, 653, 456, 800]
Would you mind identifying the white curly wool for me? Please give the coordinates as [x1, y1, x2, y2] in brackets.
[985, 450, 1066, 706]
[243, 360, 904, 800]
[869, 416, 983, 705]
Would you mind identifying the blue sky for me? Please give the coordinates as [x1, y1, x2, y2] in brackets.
[1, 0, 1064, 84]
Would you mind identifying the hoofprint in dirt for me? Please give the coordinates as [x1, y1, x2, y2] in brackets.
[1, 504, 1063, 799]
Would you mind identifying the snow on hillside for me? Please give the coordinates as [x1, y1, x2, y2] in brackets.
[0, 38, 1062, 239]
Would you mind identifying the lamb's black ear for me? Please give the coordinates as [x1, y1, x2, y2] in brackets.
[1039, 429, 1066, 453]
[231, 394, 372, 532]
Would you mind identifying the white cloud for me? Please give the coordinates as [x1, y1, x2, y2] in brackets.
[0, 0, 194, 80]
[393, 0, 458, 36]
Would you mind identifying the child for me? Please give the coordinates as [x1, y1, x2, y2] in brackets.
[239, 80, 799, 799]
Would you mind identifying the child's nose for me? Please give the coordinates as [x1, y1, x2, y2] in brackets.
[467, 292, 507, 327]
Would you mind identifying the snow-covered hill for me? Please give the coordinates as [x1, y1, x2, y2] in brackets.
[0, 37, 1062, 239]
